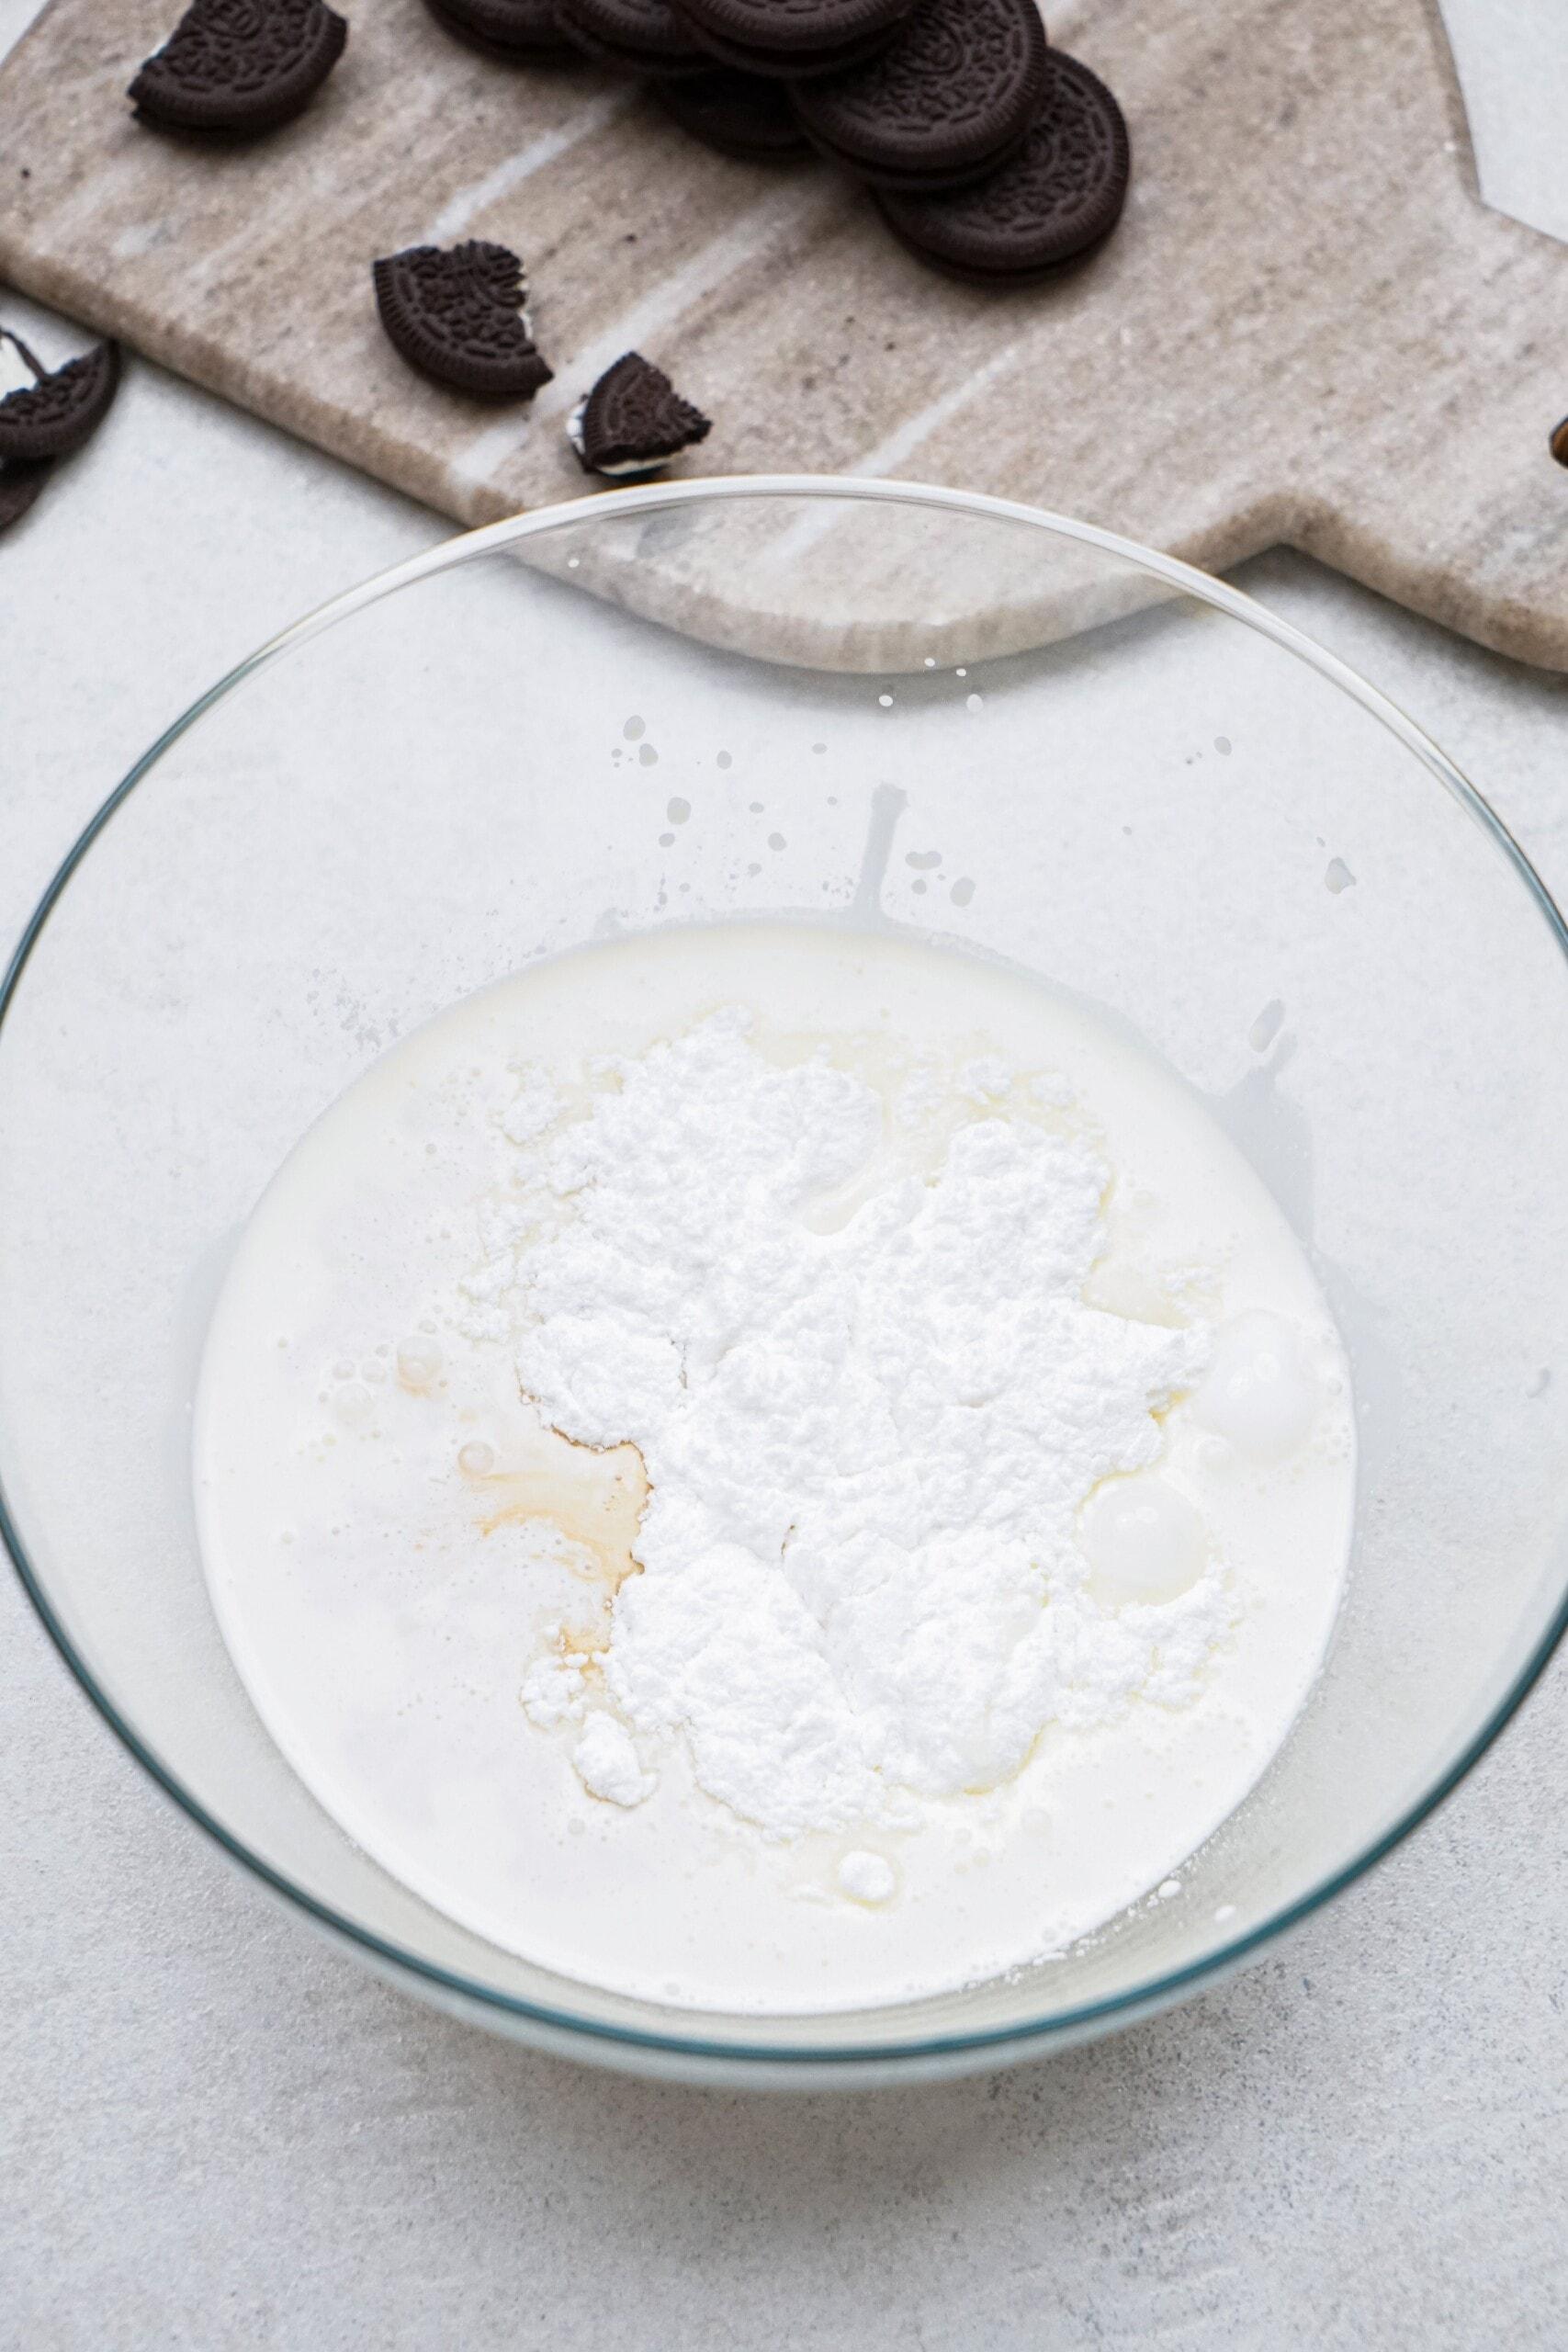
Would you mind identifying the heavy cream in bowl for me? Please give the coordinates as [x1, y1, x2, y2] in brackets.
[194, 923, 1353, 2013]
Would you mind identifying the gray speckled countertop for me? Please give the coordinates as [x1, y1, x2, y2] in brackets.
[2, 4, 1565, 2342]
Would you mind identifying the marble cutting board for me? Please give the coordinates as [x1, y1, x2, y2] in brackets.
[2, 0, 1568, 669]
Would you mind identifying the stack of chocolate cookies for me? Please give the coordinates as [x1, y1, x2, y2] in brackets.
[433, 0, 1131, 287]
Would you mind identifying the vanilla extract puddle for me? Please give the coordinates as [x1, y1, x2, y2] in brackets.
[466, 1420, 649, 1581]
[194, 923, 1354, 2013]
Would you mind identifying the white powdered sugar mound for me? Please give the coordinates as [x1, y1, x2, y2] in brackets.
[474, 1012, 1225, 1838]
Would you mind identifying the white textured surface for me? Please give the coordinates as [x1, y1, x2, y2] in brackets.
[1436, 0, 1568, 241]
[2, 1, 1564, 2341]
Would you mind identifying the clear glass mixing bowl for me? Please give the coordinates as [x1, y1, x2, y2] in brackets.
[4, 479, 1566, 2086]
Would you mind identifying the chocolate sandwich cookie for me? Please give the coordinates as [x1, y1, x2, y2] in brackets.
[793, 0, 1046, 193]
[557, 0, 710, 73]
[569, 351, 711, 475]
[671, 13, 898, 76]
[0, 458, 51, 537]
[373, 242, 553, 398]
[130, 0, 348, 136]
[422, 0, 578, 61]
[672, 0, 916, 79]
[657, 67, 808, 158]
[874, 50, 1129, 283]
[0, 332, 121, 462]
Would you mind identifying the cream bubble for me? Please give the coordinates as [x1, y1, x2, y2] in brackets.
[1192, 1309, 1317, 1463]
[332, 1383, 375, 1432]
[1080, 1475, 1207, 1605]
[396, 1337, 443, 1392]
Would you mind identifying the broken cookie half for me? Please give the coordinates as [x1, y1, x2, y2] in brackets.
[568, 352, 711, 480]
[0, 327, 121, 538]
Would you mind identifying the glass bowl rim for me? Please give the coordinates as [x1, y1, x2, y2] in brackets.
[4, 472, 1566, 2074]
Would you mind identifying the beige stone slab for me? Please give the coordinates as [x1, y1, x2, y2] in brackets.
[2, 0, 1567, 666]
